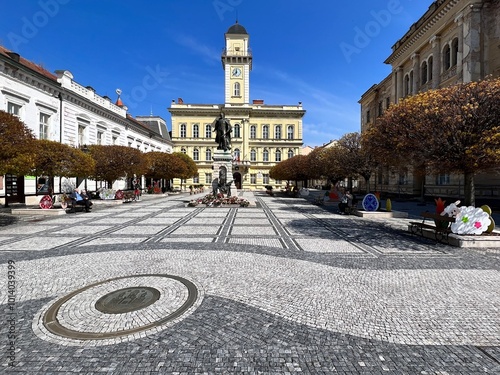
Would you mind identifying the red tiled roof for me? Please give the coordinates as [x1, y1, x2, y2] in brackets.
[0, 45, 58, 81]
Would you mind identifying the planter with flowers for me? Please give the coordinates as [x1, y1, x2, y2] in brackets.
[187, 193, 250, 207]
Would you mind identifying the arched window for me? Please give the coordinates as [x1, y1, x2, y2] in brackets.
[451, 38, 459, 67]
[404, 74, 410, 96]
[180, 124, 186, 138]
[250, 149, 256, 161]
[263, 149, 269, 162]
[234, 123, 240, 138]
[428, 56, 433, 80]
[181, 148, 187, 154]
[234, 82, 240, 96]
[205, 124, 212, 138]
[274, 125, 281, 139]
[193, 124, 199, 138]
[193, 148, 199, 161]
[275, 149, 281, 162]
[287, 125, 294, 140]
[443, 44, 451, 70]
[421, 61, 428, 84]
[206, 148, 212, 161]
[233, 148, 240, 161]
[262, 125, 269, 139]
[288, 149, 294, 159]
[250, 125, 256, 139]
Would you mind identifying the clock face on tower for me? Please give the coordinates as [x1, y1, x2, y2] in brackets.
[231, 67, 242, 77]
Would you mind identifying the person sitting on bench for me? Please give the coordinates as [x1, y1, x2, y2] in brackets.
[70, 189, 92, 212]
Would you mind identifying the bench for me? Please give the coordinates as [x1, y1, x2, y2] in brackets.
[409, 211, 456, 243]
[66, 198, 93, 213]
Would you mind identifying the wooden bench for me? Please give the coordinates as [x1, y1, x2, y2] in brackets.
[409, 211, 456, 243]
[66, 198, 92, 213]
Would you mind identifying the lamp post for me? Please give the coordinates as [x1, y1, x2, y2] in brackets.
[81, 144, 89, 192]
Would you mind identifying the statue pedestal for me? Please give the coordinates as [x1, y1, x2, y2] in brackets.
[213, 150, 236, 195]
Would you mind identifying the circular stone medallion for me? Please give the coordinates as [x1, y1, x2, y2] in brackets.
[95, 287, 160, 314]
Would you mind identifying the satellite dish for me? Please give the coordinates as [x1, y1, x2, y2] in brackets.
[116, 88, 122, 96]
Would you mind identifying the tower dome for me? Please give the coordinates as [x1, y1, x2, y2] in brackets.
[226, 21, 248, 35]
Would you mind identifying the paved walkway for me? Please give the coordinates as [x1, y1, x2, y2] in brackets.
[0, 191, 499, 374]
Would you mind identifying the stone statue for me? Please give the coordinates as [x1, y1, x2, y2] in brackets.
[213, 114, 232, 151]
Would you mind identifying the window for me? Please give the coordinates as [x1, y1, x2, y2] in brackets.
[97, 131, 104, 145]
[233, 82, 240, 96]
[193, 148, 199, 161]
[451, 38, 459, 67]
[287, 149, 294, 159]
[436, 174, 450, 185]
[366, 110, 371, 123]
[78, 125, 86, 145]
[250, 174, 256, 184]
[39, 113, 49, 140]
[421, 61, 428, 84]
[234, 123, 240, 138]
[274, 125, 281, 139]
[181, 148, 187, 154]
[250, 125, 256, 139]
[262, 125, 269, 139]
[193, 124, 199, 138]
[206, 148, 212, 161]
[404, 74, 410, 96]
[287, 125, 294, 140]
[193, 175, 199, 184]
[112, 135, 117, 145]
[386, 97, 390, 109]
[275, 149, 281, 162]
[443, 44, 451, 70]
[250, 149, 256, 161]
[428, 56, 433, 80]
[180, 124, 186, 138]
[205, 173, 212, 184]
[263, 174, 269, 184]
[205, 124, 212, 138]
[233, 148, 241, 162]
[263, 149, 269, 162]
[7, 102, 22, 117]
[378, 102, 383, 116]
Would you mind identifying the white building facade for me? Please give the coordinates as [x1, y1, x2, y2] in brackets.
[0, 46, 173, 205]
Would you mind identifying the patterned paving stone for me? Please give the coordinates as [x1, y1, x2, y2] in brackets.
[296, 238, 366, 253]
[0, 192, 498, 373]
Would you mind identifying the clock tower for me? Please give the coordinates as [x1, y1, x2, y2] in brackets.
[222, 21, 252, 105]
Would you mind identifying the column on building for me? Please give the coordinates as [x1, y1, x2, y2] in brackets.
[454, 13, 464, 80]
[430, 36, 441, 89]
[411, 53, 420, 94]
[395, 66, 404, 102]
[462, 4, 482, 82]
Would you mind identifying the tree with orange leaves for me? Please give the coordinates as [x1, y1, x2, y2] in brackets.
[363, 77, 500, 206]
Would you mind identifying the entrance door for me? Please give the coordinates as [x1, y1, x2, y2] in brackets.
[233, 172, 242, 190]
[5, 174, 25, 206]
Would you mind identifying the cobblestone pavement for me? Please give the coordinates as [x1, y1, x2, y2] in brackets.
[0, 192, 499, 374]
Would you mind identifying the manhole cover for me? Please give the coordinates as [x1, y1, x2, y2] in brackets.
[38, 274, 200, 343]
[95, 287, 160, 314]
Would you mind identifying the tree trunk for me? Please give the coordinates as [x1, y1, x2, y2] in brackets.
[463, 172, 475, 206]
[364, 176, 370, 194]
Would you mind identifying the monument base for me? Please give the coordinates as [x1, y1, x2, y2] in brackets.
[212, 150, 236, 195]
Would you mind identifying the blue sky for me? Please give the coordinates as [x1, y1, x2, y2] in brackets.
[0, 0, 433, 147]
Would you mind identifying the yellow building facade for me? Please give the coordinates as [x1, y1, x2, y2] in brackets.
[359, 0, 500, 198]
[169, 22, 305, 191]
